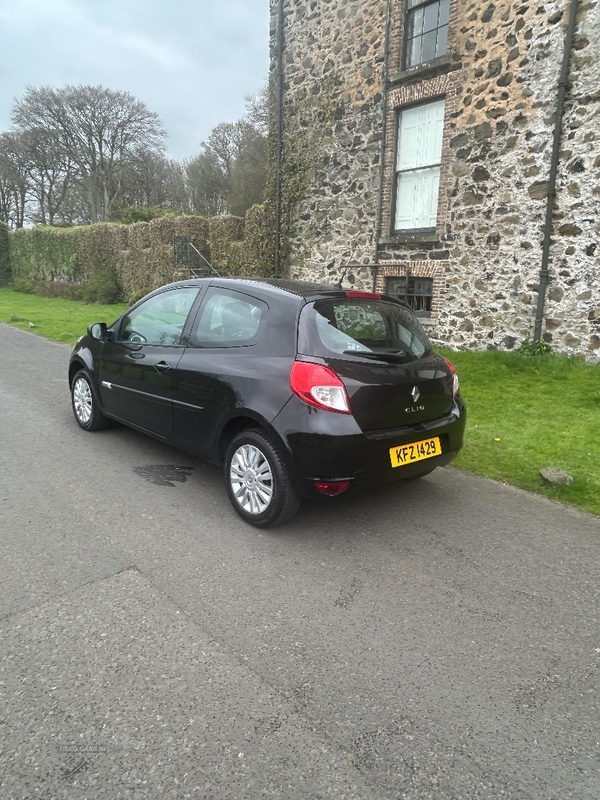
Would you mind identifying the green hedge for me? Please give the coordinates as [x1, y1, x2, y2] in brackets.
[9, 224, 122, 303]
[0, 222, 10, 285]
[7, 209, 272, 303]
[209, 208, 272, 277]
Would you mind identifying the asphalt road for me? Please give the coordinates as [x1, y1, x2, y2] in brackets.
[0, 322, 599, 800]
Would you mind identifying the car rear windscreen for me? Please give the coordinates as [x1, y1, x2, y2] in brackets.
[298, 298, 433, 362]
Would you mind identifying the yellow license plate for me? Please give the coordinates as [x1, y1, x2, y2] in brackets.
[389, 436, 442, 468]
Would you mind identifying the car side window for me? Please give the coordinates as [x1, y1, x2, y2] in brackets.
[395, 319, 427, 357]
[191, 290, 265, 347]
[118, 288, 199, 345]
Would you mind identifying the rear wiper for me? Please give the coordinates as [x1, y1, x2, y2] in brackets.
[342, 349, 410, 361]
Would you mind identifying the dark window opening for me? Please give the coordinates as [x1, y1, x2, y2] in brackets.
[404, 0, 450, 69]
[386, 276, 433, 318]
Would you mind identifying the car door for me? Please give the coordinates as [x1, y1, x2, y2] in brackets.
[98, 286, 200, 437]
[172, 287, 272, 457]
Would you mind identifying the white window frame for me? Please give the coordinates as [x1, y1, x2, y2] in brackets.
[393, 98, 445, 233]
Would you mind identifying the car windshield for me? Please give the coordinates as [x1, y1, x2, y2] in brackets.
[298, 298, 432, 362]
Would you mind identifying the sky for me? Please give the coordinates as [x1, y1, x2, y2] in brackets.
[0, 0, 270, 160]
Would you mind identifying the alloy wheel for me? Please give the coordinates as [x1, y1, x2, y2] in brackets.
[229, 443, 274, 515]
[73, 376, 93, 424]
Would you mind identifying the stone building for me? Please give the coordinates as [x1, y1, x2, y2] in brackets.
[270, 0, 600, 359]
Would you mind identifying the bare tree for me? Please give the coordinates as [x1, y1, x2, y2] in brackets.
[117, 150, 189, 212]
[189, 87, 269, 218]
[228, 123, 267, 216]
[185, 151, 227, 217]
[244, 86, 269, 136]
[0, 132, 29, 228]
[12, 85, 166, 222]
[19, 128, 76, 225]
[201, 120, 256, 185]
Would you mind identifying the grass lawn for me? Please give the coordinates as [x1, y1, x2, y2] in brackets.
[442, 348, 600, 517]
[0, 287, 127, 344]
[1, 287, 598, 517]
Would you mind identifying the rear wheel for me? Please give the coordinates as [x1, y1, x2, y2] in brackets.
[225, 429, 300, 528]
[71, 370, 111, 431]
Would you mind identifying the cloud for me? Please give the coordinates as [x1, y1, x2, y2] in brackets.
[0, 0, 269, 159]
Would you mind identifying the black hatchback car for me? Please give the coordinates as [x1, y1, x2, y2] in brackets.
[69, 278, 466, 527]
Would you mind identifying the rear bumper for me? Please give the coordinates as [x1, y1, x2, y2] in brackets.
[271, 395, 467, 499]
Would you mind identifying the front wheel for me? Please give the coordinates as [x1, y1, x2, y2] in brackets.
[224, 429, 301, 528]
[71, 370, 111, 431]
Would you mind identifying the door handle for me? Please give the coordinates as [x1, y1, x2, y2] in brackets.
[154, 361, 172, 372]
[128, 352, 145, 359]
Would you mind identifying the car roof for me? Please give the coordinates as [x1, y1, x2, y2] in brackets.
[169, 276, 354, 301]
[140, 276, 414, 317]
[223, 278, 347, 299]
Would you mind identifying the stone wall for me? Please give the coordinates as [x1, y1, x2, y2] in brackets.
[270, 0, 387, 289]
[272, 0, 600, 360]
[437, 0, 600, 357]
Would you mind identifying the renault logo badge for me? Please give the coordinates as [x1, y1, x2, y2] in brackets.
[411, 386, 420, 403]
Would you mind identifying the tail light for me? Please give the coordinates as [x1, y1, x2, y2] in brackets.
[345, 291, 381, 299]
[290, 361, 352, 414]
[314, 480, 351, 496]
[444, 358, 459, 397]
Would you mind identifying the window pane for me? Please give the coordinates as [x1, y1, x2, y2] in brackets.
[421, 29, 438, 62]
[438, 0, 450, 25]
[300, 299, 432, 359]
[396, 108, 421, 170]
[407, 7, 424, 38]
[395, 166, 440, 230]
[404, 0, 448, 67]
[193, 291, 264, 346]
[332, 305, 387, 340]
[397, 99, 445, 170]
[406, 35, 422, 68]
[436, 24, 448, 57]
[119, 288, 198, 345]
[423, 1, 440, 33]
[386, 277, 407, 297]
[412, 278, 433, 296]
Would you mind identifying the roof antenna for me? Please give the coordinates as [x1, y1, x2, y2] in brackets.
[334, 267, 348, 289]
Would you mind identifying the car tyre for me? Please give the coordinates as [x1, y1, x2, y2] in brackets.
[71, 370, 111, 431]
[225, 429, 301, 528]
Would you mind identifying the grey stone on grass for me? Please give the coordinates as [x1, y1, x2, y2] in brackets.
[540, 467, 573, 486]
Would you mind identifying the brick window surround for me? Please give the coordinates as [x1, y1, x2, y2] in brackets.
[375, 261, 446, 323]
[379, 71, 460, 243]
[386, 274, 434, 317]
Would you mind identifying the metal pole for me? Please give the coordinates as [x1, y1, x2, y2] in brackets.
[533, 0, 579, 349]
[372, 0, 393, 291]
[273, 0, 285, 278]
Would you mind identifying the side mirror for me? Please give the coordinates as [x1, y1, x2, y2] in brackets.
[88, 322, 108, 341]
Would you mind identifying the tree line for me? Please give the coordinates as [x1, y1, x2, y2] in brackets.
[0, 85, 268, 228]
